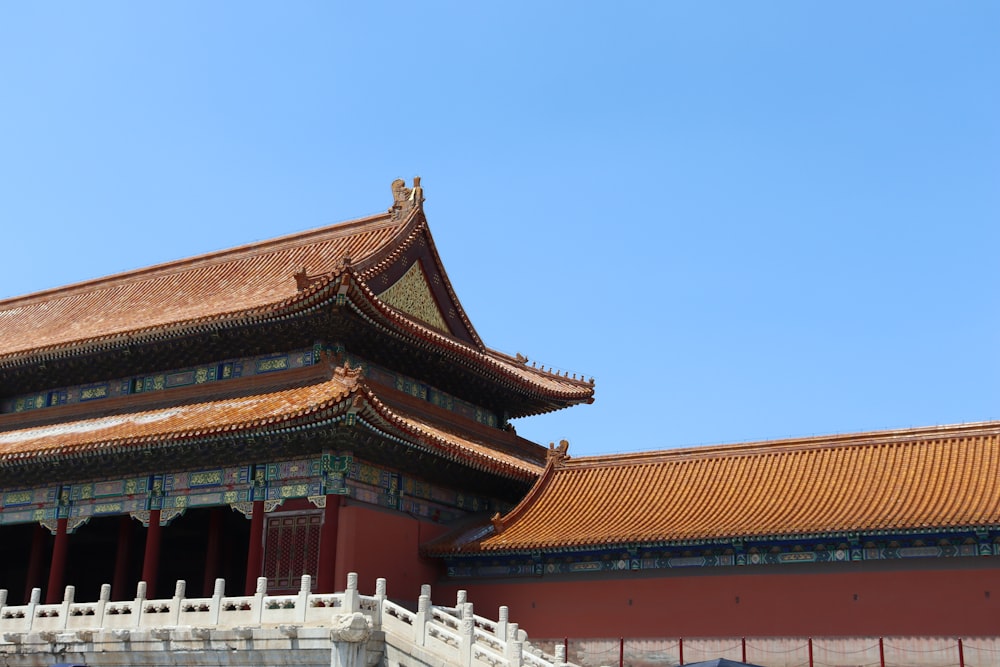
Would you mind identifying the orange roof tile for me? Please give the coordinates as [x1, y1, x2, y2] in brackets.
[0, 213, 406, 360]
[0, 374, 357, 462]
[436, 422, 1000, 552]
[0, 365, 543, 480]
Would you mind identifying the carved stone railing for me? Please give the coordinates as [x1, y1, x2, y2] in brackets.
[0, 575, 571, 667]
[380, 584, 566, 667]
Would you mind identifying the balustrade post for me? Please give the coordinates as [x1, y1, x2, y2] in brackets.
[459, 602, 474, 667]
[25, 587, 40, 632]
[344, 572, 359, 613]
[95, 584, 111, 628]
[456, 589, 467, 608]
[506, 622, 519, 660]
[510, 639, 524, 667]
[372, 578, 386, 630]
[414, 594, 429, 647]
[555, 643, 567, 667]
[210, 578, 226, 625]
[497, 605, 508, 646]
[58, 585, 74, 630]
[134, 581, 147, 629]
[297, 575, 311, 622]
[170, 580, 186, 626]
[253, 576, 267, 625]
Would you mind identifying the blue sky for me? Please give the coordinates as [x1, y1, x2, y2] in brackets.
[1, 3, 997, 457]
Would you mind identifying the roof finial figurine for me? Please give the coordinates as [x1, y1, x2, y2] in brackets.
[547, 439, 570, 464]
[389, 177, 424, 219]
[294, 267, 311, 291]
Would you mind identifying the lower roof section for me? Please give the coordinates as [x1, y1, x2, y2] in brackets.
[0, 361, 545, 487]
[426, 421, 1000, 554]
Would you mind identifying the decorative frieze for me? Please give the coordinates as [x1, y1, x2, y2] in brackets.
[444, 534, 1000, 578]
[2, 347, 319, 415]
[0, 448, 493, 529]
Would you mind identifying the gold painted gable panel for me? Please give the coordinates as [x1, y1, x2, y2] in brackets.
[377, 261, 450, 334]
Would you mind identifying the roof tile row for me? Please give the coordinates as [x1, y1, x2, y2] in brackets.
[440, 422, 1000, 552]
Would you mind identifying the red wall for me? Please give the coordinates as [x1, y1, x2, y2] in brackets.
[437, 559, 1000, 638]
[334, 500, 448, 605]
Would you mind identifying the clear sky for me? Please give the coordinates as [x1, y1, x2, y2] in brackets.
[1, 3, 997, 457]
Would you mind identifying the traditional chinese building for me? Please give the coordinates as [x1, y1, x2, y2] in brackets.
[0, 178, 593, 606]
[2, 178, 998, 643]
[428, 423, 1000, 637]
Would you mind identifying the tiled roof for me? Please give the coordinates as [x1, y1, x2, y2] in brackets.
[432, 422, 1000, 553]
[0, 190, 595, 408]
[0, 213, 406, 360]
[0, 364, 544, 480]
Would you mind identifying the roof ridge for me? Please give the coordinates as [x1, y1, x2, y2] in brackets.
[566, 420, 1000, 467]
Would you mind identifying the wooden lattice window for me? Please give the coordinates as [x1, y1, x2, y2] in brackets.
[263, 511, 321, 592]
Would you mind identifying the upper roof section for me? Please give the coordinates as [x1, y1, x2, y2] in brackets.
[0, 179, 450, 356]
[429, 421, 1000, 553]
[0, 179, 594, 413]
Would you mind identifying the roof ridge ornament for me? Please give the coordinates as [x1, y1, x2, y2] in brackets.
[389, 177, 424, 220]
[333, 360, 365, 387]
[547, 439, 570, 464]
[294, 267, 329, 291]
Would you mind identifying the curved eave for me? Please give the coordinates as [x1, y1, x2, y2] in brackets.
[0, 389, 358, 469]
[0, 370, 542, 483]
[352, 387, 542, 482]
[345, 277, 594, 412]
[0, 268, 346, 370]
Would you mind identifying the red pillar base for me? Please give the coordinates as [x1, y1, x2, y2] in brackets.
[44, 518, 69, 604]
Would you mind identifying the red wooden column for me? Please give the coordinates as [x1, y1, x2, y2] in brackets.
[24, 523, 49, 603]
[141, 509, 162, 598]
[244, 500, 266, 595]
[317, 494, 342, 592]
[44, 518, 69, 604]
[112, 515, 133, 600]
[202, 508, 222, 596]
